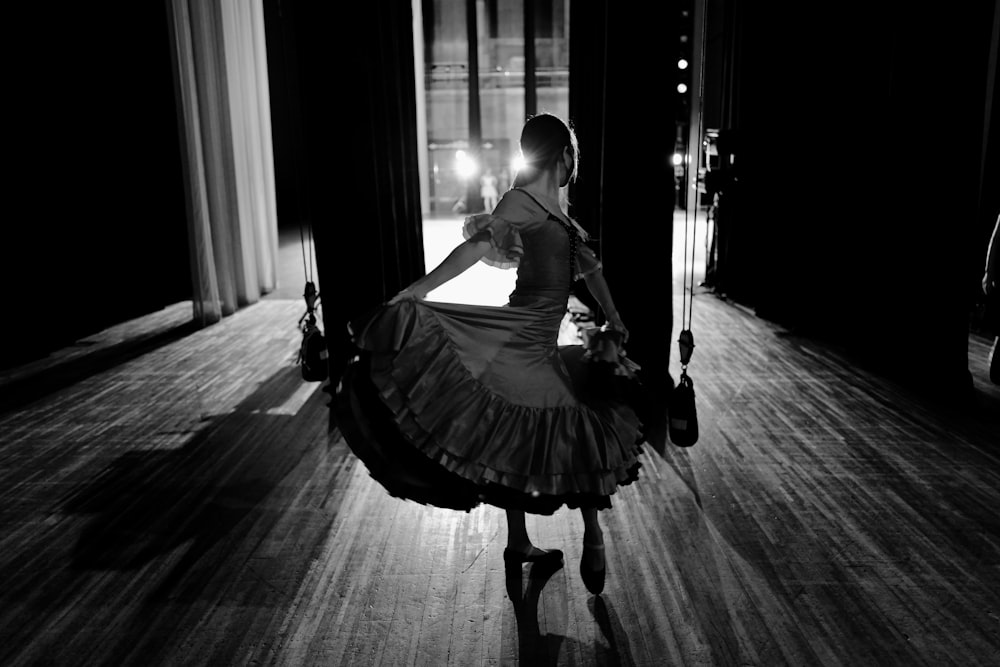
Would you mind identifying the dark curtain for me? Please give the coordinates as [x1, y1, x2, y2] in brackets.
[2, 3, 190, 371]
[271, 2, 425, 385]
[570, 2, 679, 442]
[262, 0, 308, 232]
[710, 0, 997, 400]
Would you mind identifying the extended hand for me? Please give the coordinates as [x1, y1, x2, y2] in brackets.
[608, 316, 629, 343]
[388, 284, 427, 305]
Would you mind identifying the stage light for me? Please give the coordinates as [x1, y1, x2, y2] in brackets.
[455, 150, 478, 179]
[678, 59, 689, 70]
[677, 83, 688, 94]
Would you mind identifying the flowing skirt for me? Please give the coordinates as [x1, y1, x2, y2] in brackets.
[335, 299, 646, 514]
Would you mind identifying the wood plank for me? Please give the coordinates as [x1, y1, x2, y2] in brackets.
[1, 289, 999, 666]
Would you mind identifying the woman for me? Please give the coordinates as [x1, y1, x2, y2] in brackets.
[984, 213, 999, 384]
[337, 113, 645, 595]
[480, 167, 500, 212]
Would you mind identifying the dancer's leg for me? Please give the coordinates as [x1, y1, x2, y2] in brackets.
[580, 507, 605, 570]
[506, 509, 532, 550]
[505, 509, 560, 560]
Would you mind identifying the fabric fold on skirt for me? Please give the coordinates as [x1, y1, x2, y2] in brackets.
[336, 299, 646, 514]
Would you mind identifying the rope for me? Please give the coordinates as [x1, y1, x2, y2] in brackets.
[679, 0, 710, 371]
[692, 0, 710, 333]
[299, 219, 315, 284]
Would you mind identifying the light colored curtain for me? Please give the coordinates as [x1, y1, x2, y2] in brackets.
[168, 0, 278, 326]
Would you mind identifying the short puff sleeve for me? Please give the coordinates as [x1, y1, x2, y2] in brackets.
[462, 214, 524, 270]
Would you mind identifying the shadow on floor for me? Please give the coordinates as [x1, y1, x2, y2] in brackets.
[0, 319, 200, 415]
[504, 559, 636, 665]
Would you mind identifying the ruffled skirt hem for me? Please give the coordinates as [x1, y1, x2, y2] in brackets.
[335, 301, 647, 514]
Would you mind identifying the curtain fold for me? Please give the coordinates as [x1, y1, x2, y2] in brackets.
[168, 0, 278, 326]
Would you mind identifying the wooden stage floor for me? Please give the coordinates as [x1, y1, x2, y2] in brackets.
[1, 284, 999, 665]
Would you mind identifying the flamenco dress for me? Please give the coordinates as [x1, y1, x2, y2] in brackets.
[335, 188, 646, 515]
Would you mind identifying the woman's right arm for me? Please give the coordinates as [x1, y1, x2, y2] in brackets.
[389, 236, 492, 304]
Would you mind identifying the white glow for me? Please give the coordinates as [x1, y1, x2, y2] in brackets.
[677, 83, 688, 94]
[672, 153, 684, 166]
[511, 154, 527, 173]
[455, 150, 478, 180]
[677, 59, 689, 70]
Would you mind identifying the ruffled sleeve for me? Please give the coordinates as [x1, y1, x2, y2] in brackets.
[575, 242, 603, 281]
[462, 214, 524, 269]
[462, 189, 539, 269]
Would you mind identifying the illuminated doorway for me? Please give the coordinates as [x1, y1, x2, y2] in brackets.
[414, 0, 570, 305]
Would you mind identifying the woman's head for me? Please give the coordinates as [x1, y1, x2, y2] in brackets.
[512, 113, 579, 188]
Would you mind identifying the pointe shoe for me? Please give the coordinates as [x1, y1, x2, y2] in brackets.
[580, 543, 606, 595]
[503, 546, 564, 565]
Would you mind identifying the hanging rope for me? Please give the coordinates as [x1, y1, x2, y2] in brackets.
[299, 214, 316, 289]
[297, 218, 328, 382]
[670, 0, 709, 448]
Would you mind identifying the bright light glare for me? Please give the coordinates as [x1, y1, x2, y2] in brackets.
[672, 153, 684, 166]
[677, 83, 688, 94]
[455, 150, 478, 179]
[677, 59, 689, 70]
[511, 154, 527, 173]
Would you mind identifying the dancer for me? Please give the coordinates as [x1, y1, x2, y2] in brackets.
[480, 167, 500, 212]
[337, 113, 645, 595]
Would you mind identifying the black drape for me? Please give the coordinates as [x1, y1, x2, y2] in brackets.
[270, 2, 425, 385]
[2, 3, 190, 372]
[570, 3, 679, 423]
[709, 1, 997, 400]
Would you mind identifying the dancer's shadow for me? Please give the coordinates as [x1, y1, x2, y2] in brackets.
[57, 366, 338, 601]
[504, 559, 569, 665]
[504, 559, 635, 665]
[589, 596, 636, 666]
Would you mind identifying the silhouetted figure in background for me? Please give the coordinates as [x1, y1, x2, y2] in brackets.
[984, 213, 999, 384]
[480, 167, 499, 213]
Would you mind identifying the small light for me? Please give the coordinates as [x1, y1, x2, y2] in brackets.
[672, 153, 683, 166]
[677, 83, 688, 94]
[455, 150, 478, 179]
[511, 153, 527, 173]
[677, 59, 689, 70]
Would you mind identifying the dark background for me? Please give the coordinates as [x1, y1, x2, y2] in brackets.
[4, 4, 191, 370]
[4, 1, 997, 408]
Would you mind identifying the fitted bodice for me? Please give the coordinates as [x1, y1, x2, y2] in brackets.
[464, 188, 600, 315]
[509, 216, 574, 309]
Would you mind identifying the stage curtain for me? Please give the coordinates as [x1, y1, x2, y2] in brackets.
[168, 0, 278, 326]
[278, 1, 426, 383]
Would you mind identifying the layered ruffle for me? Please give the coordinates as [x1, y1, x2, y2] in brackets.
[462, 214, 523, 270]
[338, 300, 646, 514]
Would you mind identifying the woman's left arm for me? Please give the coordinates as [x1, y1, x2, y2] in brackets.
[582, 268, 628, 342]
[389, 236, 492, 304]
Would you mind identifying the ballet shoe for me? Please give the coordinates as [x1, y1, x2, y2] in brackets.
[503, 546, 564, 565]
